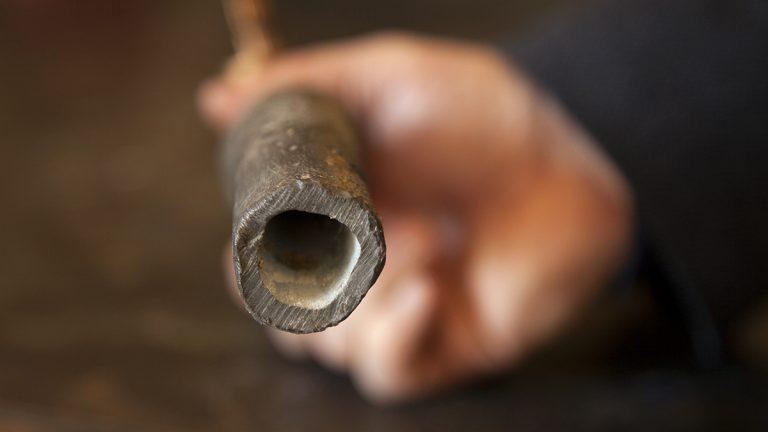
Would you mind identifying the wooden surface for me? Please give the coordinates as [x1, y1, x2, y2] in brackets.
[1, 1, 766, 430]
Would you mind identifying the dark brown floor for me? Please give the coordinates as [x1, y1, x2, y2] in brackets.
[1, 1, 767, 431]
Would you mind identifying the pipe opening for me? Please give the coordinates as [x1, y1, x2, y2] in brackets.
[258, 210, 360, 309]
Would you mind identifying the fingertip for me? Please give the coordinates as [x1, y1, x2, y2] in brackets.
[304, 323, 351, 372]
[266, 329, 309, 361]
[197, 79, 239, 130]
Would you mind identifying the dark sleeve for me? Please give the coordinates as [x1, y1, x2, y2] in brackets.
[507, 0, 768, 355]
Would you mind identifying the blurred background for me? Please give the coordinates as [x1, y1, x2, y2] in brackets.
[1, 0, 767, 431]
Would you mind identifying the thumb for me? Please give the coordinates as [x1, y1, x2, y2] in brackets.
[351, 271, 438, 403]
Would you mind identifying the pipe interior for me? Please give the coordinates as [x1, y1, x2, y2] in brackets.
[257, 210, 360, 309]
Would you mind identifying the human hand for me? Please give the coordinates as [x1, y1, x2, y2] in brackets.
[199, 33, 633, 404]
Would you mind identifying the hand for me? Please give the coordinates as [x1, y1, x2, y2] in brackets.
[199, 33, 633, 404]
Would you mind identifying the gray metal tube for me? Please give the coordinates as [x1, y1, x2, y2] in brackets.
[222, 89, 386, 333]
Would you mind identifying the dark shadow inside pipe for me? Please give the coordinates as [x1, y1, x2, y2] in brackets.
[258, 210, 360, 309]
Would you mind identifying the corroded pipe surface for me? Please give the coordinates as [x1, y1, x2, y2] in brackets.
[222, 89, 386, 333]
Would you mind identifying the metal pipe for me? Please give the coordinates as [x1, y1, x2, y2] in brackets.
[222, 89, 386, 333]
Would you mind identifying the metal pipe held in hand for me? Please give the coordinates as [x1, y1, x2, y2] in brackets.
[222, 89, 386, 333]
